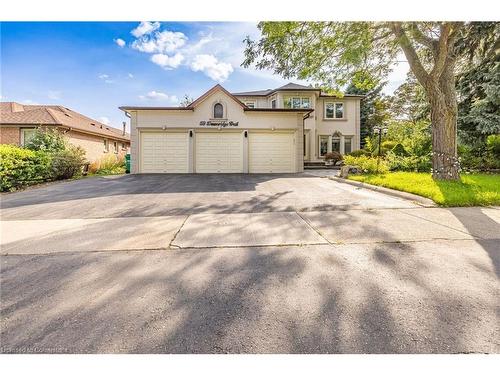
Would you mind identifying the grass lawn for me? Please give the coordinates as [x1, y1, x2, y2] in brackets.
[348, 172, 500, 206]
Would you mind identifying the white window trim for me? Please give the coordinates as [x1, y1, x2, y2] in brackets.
[20, 127, 36, 146]
[324, 101, 345, 120]
[244, 101, 256, 108]
[285, 96, 312, 109]
[211, 101, 226, 120]
[318, 135, 329, 157]
[344, 136, 353, 154]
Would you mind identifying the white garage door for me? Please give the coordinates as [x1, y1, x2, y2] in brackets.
[249, 132, 295, 173]
[140, 132, 188, 173]
[195, 132, 243, 173]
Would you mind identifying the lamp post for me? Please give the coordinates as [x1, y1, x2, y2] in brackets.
[373, 125, 387, 173]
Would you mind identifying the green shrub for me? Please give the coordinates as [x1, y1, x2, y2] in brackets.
[25, 127, 67, 152]
[391, 143, 409, 156]
[486, 134, 500, 156]
[0, 144, 52, 191]
[386, 151, 431, 172]
[50, 146, 86, 180]
[380, 140, 398, 155]
[348, 149, 370, 157]
[343, 154, 389, 174]
[89, 154, 126, 175]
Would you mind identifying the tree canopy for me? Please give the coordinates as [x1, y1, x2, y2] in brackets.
[243, 22, 487, 180]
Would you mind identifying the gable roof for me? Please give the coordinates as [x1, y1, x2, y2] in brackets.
[0, 102, 130, 141]
[187, 84, 247, 109]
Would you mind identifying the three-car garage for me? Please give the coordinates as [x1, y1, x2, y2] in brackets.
[122, 84, 312, 174]
[139, 130, 297, 174]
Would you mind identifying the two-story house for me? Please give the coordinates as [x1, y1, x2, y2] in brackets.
[120, 83, 362, 174]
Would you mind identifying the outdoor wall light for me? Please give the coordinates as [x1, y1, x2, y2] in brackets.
[162, 125, 166, 130]
[244, 130, 248, 138]
[189, 130, 193, 137]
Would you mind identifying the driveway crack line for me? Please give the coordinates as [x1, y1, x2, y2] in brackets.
[295, 211, 332, 245]
[168, 215, 190, 249]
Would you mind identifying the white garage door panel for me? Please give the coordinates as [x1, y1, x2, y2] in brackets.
[249, 133, 294, 173]
[196, 132, 243, 173]
[141, 132, 188, 173]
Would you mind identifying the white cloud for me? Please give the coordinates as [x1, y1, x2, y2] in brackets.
[23, 99, 38, 105]
[139, 91, 178, 104]
[131, 30, 187, 54]
[99, 116, 110, 125]
[190, 54, 233, 82]
[114, 38, 126, 47]
[98, 74, 113, 84]
[131, 21, 160, 38]
[150, 53, 184, 70]
[128, 73, 134, 78]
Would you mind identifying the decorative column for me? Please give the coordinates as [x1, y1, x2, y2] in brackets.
[340, 135, 345, 154]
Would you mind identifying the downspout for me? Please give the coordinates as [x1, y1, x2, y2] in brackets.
[302, 112, 311, 168]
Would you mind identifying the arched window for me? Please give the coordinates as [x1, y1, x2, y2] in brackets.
[213, 103, 224, 118]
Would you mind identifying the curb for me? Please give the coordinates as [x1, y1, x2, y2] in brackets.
[329, 176, 437, 207]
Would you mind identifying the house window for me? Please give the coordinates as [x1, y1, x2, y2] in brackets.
[121, 142, 126, 150]
[213, 103, 224, 118]
[271, 99, 276, 109]
[113, 141, 118, 153]
[319, 135, 329, 157]
[20, 128, 37, 146]
[104, 139, 109, 152]
[245, 101, 255, 108]
[332, 138, 341, 152]
[303, 134, 306, 156]
[284, 97, 311, 109]
[344, 137, 352, 154]
[325, 102, 345, 119]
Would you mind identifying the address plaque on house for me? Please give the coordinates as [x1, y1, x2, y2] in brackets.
[199, 120, 239, 127]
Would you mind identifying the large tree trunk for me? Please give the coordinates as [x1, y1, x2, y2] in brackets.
[427, 61, 460, 181]
[429, 94, 460, 180]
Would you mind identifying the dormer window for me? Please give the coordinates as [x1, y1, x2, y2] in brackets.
[213, 103, 224, 118]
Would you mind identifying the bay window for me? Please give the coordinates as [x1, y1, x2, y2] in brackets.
[332, 138, 340, 152]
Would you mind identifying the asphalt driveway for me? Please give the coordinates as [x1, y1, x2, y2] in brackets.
[1, 173, 499, 353]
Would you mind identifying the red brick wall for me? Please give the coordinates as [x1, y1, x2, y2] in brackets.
[0, 127, 20, 145]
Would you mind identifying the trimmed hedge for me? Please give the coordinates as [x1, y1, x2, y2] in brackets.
[0, 143, 87, 192]
[0, 145, 52, 191]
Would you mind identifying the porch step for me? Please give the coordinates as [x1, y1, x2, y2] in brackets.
[304, 161, 326, 167]
[304, 164, 340, 170]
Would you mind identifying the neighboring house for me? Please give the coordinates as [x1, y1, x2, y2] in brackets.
[120, 83, 362, 174]
[0, 102, 130, 162]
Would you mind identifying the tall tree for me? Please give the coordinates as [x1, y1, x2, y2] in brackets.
[455, 22, 500, 146]
[243, 22, 466, 180]
[389, 72, 430, 123]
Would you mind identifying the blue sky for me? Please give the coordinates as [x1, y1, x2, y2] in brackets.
[1, 22, 408, 131]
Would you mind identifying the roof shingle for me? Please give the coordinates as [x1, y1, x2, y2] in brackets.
[0, 102, 129, 141]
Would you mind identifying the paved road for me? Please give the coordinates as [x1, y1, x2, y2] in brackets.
[1, 174, 499, 353]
